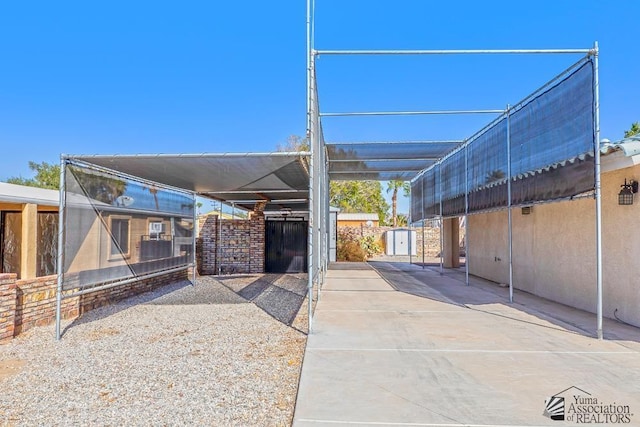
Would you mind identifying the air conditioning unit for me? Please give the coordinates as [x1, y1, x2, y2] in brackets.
[149, 222, 165, 236]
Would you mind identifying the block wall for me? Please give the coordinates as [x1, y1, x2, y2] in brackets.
[0, 269, 188, 342]
[0, 274, 17, 342]
[197, 203, 266, 275]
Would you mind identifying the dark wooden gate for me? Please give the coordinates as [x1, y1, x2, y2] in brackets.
[265, 220, 308, 273]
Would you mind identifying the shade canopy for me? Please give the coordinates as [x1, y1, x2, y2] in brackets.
[326, 141, 463, 181]
[70, 152, 310, 212]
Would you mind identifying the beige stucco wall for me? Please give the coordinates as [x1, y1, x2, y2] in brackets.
[468, 162, 640, 327]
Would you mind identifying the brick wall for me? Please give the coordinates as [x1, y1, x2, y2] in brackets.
[197, 203, 266, 275]
[0, 269, 187, 342]
[198, 215, 219, 275]
[0, 274, 17, 343]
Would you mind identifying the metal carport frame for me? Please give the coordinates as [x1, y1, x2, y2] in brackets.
[56, 152, 312, 338]
[305, 2, 602, 338]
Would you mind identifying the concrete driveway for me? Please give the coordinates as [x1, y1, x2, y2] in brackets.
[293, 262, 640, 426]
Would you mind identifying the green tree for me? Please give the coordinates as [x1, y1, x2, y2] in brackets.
[330, 181, 389, 224]
[396, 214, 408, 227]
[6, 161, 60, 189]
[386, 180, 410, 227]
[276, 135, 310, 152]
[625, 122, 640, 138]
[69, 167, 127, 205]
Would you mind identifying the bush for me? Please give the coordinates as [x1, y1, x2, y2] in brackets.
[336, 233, 382, 262]
[337, 241, 367, 262]
[359, 235, 382, 258]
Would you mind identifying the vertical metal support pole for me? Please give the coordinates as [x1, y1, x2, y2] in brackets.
[217, 201, 222, 275]
[465, 143, 470, 286]
[316, 140, 322, 303]
[306, 0, 312, 136]
[191, 194, 197, 286]
[306, 5, 315, 332]
[421, 177, 425, 269]
[55, 156, 67, 341]
[409, 186, 413, 265]
[593, 42, 603, 340]
[506, 107, 514, 303]
[422, 220, 425, 268]
[438, 164, 444, 275]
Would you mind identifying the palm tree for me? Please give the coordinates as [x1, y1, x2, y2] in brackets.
[624, 122, 640, 138]
[143, 185, 160, 210]
[386, 180, 410, 227]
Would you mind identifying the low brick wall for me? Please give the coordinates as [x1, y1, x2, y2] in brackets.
[0, 274, 17, 342]
[0, 269, 188, 343]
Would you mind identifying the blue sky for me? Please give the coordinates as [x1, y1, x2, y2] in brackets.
[1, 1, 638, 215]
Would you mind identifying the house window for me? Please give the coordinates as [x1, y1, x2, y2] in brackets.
[109, 216, 131, 258]
[36, 212, 58, 277]
[1, 211, 21, 277]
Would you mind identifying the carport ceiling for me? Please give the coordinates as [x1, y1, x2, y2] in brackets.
[70, 153, 311, 212]
[326, 141, 464, 181]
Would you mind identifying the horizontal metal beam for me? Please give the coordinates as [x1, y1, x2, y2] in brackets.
[331, 168, 428, 173]
[68, 151, 311, 159]
[314, 48, 594, 56]
[204, 189, 305, 195]
[321, 110, 504, 117]
[329, 158, 439, 162]
[224, 199, 309, 204]
[270, 199, 308, 204]
[327, 140, 463, 145]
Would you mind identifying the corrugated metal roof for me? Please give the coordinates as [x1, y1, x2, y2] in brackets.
[600, 135, 640, 157]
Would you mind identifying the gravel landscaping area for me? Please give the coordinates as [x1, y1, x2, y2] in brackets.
[0, 274, 310, 426]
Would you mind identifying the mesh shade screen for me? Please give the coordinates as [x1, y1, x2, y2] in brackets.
[410, 176, 422, 222]
[62, 163, 194, 290]
[441, 149, 467, 216]
[410, 57, 595, 220]
[509, 59, 595, 204]
[468, 119, 509, 211]
[422, 166, 440, 218]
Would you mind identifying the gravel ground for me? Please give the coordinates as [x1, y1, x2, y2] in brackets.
[0, 275, 309, 427]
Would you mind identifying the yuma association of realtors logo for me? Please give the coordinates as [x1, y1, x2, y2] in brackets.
[544, 386, 634, 424]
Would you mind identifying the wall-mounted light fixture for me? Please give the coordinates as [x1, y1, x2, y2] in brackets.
[618, 179, 638, 205]
[281, 207, 292, 220]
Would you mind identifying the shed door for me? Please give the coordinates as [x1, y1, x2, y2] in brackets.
[265, 221, 308, 273]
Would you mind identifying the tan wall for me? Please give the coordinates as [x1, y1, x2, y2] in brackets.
[67, 213, 173, 272]
[468, 164, 640, 327]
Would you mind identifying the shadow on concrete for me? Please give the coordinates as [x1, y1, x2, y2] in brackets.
[368, 260, 640, 345]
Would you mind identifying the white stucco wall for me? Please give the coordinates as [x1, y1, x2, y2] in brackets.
[468, 160, 640, 327]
